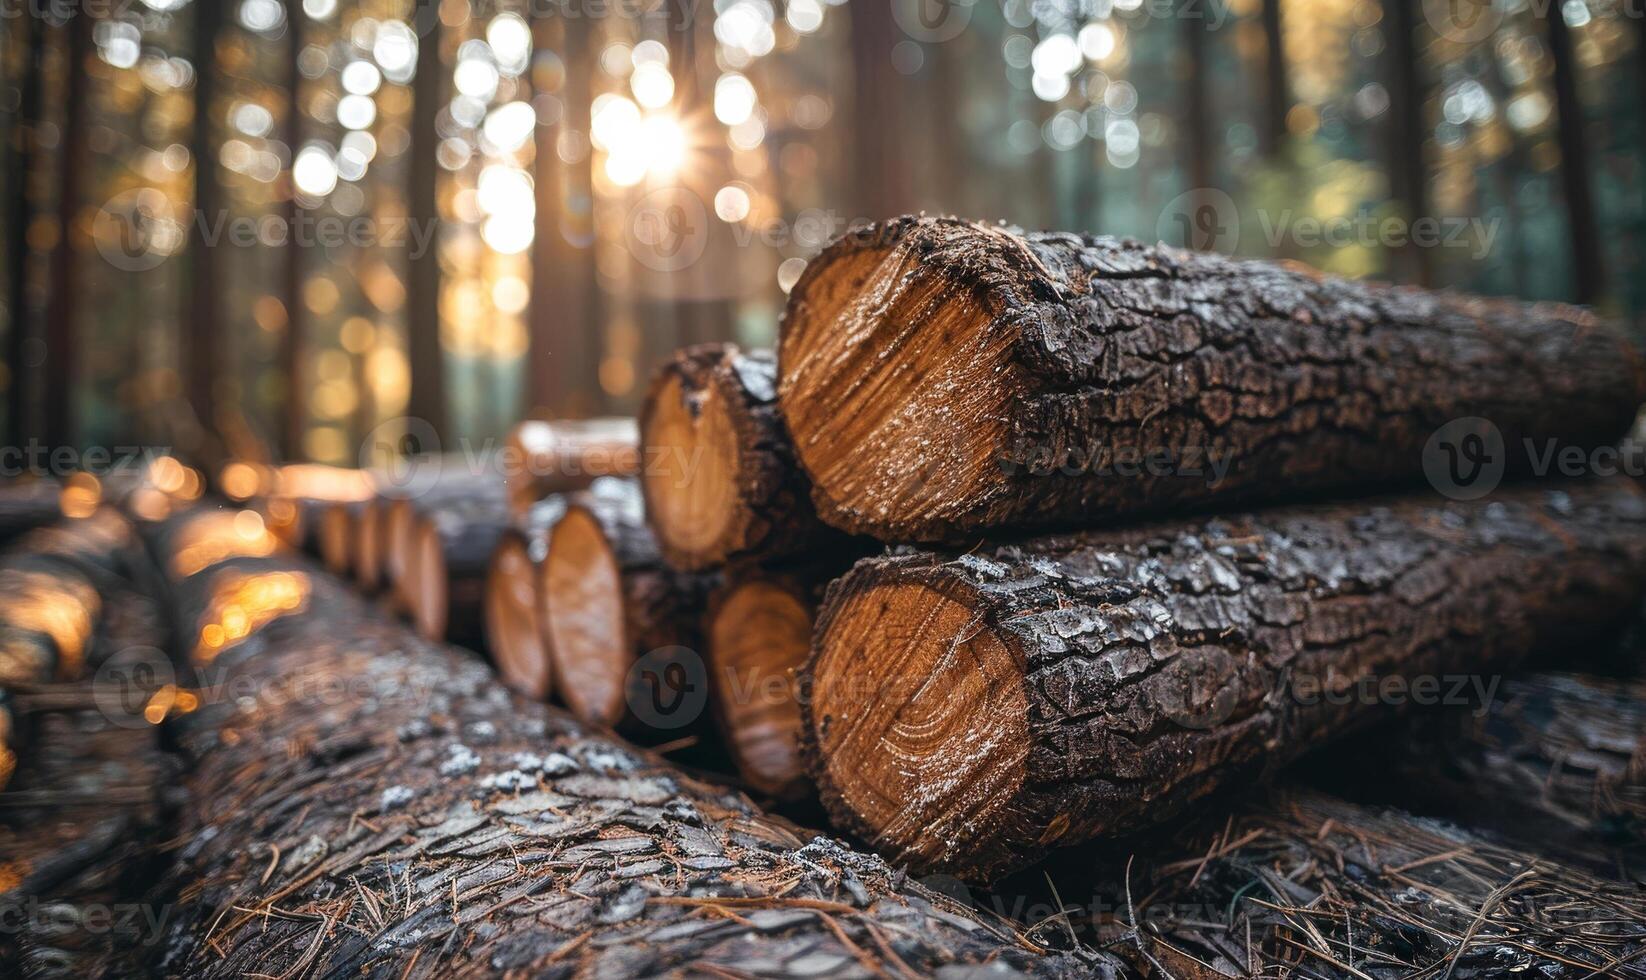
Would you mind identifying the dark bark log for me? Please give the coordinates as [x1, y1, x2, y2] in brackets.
[0, 479, 61, 544]
[1314, 671, 1646, 881]
[144, 512, 1121, 979]
[777, 216, 1645, 543]
[374, 462, 504, 611]
[484, 496, 564, 701]
[706, 564, 841, 801]
[642, 344, 850, 571]
[501, 416, 639, 517]
[1115, 789, 1646, 978]
[407, 492, 513, 650]
[802, 478, 1646, 880]
[540, 477, 718, 731]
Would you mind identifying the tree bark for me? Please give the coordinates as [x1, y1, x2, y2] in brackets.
[802, 478, 1646, 880]
[144, 512, 1120, 979]
[501, 416, 639, 517]
[706, 564, 841, 801]
[777, 216, 1645, 542]
[642, 344, 845, 570]
[484, 497, 565, 700]
[540, 477, 718, 731]
[1317, 671, 1646, 880]
[1117, 789, 1646, 978]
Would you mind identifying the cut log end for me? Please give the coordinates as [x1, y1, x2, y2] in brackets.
[485, 535, 551, 700]
[542, 506, 627, 725]
[779, 223, 1017, 541]
[409, 518, 447, 640]
[807, 576, 1028, 869]
[352, 498, 382, 591]
[317, 503, 352, 576]
[707, 580, 813, 798]
[384, 498, 417, 611]
[641, 371, 743, 567]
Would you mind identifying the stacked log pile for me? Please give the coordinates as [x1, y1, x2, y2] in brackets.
[144, 508, 1125, 978]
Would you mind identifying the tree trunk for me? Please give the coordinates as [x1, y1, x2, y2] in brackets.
[642, 344, 846, 570]
[145, 511, 1120, 979]
[777, 216, 1645, 542]
[406, 492, 513, 649]
[706, 564, 842, 800]
[501, 416, 639, 517]
[1115, 789, 1646, 978]
[1543, 0, 1604, 305]
[540, 478, 717, 731]
[406, 13, 447, 440]
[803, 478, 1646, 880]
[484, 497, 565, 701]
[1316, 671, 1646, 879]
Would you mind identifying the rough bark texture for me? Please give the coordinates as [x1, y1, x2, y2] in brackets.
[777, 215, 1646, 542]
[1116, 790, 1646, 978]
[641, 344, 842, 570]
[803, 478, 1646, 880]
[503, 417, 640, 517]
[542, 478, 720, 732]
[1315, 671, 1646, 881]
[146, 508, 1122, 979]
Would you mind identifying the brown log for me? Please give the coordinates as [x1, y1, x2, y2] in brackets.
[777, 216, 1645, 542]
[484, 497, 565, 700]
[1110, 789, 1646, 978]
[383, 468, 504, 613]
[502, 416, 640, 517]
[540, 477, 717, 730]
[145, 510, 1121, 979]
[1316, 671, 1646, 880]
[316, 500, 357, 577]
[803, 478, 1646, 880]
[406, 491, 512, 649]
[641, 343, 841, 570]
[351, 494, 385, 592]
[705, 566, 838, 800]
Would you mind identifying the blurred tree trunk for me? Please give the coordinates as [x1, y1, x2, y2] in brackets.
[407, 13, 447, 442]
[6, 11, 43, 451]
[529, 13, 604, 417]
[1259, 0, 1289, 156]
[45, 11, 91, 453]
[849, 1, 908, 218]
[1543, 1, 1603, 304]
[280, 1, 305, 460]
[1385, 0, 1433, 287]
[184, 0, 224, 465]
[1183, 10, 1215, 250]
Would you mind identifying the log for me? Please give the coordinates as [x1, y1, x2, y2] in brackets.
[406, 491, 513, 649]
[384, 469, 505, 614]
[483, 497, 564, 700]
[640, 344, 841, 570]
[777, 216, 1646, 542]
[705, 566, 838, 800]
[147, 510, 1122, 979]
[0, 479, 60, 543]
[351, 494, 386, 592]
[540, 477, 717, 730]
[1114, 790, 1646, 978]
[803, 478, 1646, 880]
[1315, 671, 1646, 879]
[503, 416, 640, 517]
[316, 500, 357, 577]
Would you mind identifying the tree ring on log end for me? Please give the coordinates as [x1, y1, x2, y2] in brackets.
[542, 507, 627, 725]
[779, 224, 1019, 541]
[709, 581, 811, 796]
[642, 372, 741, 567]
[411, 520, 448, 640]
[486, 535, 550, 699]
[809, 578, 1027, 871]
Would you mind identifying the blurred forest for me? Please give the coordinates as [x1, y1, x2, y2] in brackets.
[1, 0, 1642, 465]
